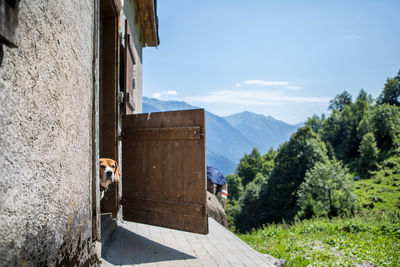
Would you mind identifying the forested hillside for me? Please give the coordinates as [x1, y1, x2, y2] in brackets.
[227, 71, 400, 233]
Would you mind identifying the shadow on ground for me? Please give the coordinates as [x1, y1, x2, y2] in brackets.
[101, 226, 196, 265]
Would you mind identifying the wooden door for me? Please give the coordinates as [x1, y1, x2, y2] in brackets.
[121, 109, 208, 234]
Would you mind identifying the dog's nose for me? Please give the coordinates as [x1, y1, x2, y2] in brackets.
[106, 170, 113, 179]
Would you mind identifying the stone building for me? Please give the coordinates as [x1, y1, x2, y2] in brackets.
[0, 0, 207, 265]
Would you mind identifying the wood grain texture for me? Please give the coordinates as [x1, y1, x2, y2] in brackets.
[136, 0, 158, 46]
[121, 126, 201, 141]
[123, 19, 136, 114]
[122, 109, 208, 234]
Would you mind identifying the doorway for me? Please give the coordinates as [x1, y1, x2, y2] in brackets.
[99, 0, 120, 218]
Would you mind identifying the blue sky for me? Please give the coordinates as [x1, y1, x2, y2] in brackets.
[143, 0, 400, 124]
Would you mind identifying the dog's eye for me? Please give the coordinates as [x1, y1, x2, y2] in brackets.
[100, 165, 105, 169]
[111, 165, 115, 169]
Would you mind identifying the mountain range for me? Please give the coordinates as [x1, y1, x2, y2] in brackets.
[142, 97, 302, 175]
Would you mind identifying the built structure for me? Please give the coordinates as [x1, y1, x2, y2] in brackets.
[0, 1, 207, 265]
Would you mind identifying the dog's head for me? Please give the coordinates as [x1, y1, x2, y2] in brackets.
[99, 158, 120, 190]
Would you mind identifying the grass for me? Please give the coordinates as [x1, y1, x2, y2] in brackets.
[355, 154, 400, 214]
[235, 154, 400, 266]
[238, 215, 400, 266]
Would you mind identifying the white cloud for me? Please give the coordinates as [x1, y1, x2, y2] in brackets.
[285, 86, 302, 90]
[243, 80, 290, 86]
[152, 90, 178, 99]
[344, 34, 360, 41]
[236, 80, 303, 91]
[187, 90, 330, 105]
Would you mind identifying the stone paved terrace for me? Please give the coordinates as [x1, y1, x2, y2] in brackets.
[101, 218, 280, 266]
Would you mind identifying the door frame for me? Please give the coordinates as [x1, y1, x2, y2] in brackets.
[99, 0, 121, 218]
[91, 0, 101, 241]
[92, 0, 121, 241]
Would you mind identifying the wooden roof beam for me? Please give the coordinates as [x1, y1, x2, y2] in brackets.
[136, 0, 159, 47]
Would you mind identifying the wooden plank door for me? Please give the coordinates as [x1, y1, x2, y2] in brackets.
[121, 109, 208, 234]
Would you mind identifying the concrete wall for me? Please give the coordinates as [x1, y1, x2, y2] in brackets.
[0, 0, 97, 265]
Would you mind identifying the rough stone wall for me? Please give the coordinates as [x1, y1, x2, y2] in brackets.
[0, 0, 97, 265]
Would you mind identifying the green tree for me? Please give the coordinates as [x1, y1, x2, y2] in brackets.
[325, 141, 336, 160]
[225, 199, 239, 231]
[356, 88, 374, 106]
[338, 105, 358, 158]
[297, 160, 356, 219]
[358, 132, 379, 176]
[234, 178, 263, 232]
[305, 114, 325, 134]
[321, 109, 342, 150]
[377, 71, 400, 106]
[370, 104, 400, 150]
[357, 110, 373, 141]
[321, 90, 371, 162]
[226, 174, 243, 201]
[236, 148, 263, 187]
[321, 105, 356, 160]
[261, 148, 276, 177]
[253, 172, 267, 185]
[328, 91, 353, 111]
[354, 89, 372, 121]
[255, 126, 329, 226]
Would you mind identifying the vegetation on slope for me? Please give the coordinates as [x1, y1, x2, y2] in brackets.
[355, 154, 400, 214]
[238, 214, 400, 266]
[225, 70, 400, 265]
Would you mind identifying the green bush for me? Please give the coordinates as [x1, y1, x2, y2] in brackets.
[297, 160, 356, 219]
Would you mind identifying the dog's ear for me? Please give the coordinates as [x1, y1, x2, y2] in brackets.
[114, 161, 121, 183]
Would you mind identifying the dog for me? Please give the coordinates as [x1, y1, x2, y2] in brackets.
[99, 158, 120, 199]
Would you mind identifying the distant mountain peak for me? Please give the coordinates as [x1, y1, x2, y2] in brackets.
[225, 111, 287, 124]
[143, 96, 192, 106]
[224, 110, 302, 152]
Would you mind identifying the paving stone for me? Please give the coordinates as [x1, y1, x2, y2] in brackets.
[101, 218, 279, 266]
